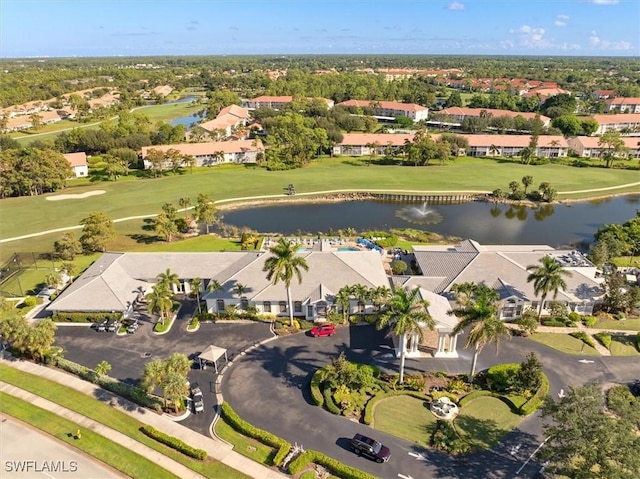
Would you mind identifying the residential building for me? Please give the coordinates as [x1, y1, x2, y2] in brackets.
[523, 87, 571, 102]
[333, 133, 415, 156]
[198, 104, 250, 138]
[567, 136, 640, 159]
[604, 97, 640, 113]
[437, 107, 551, 127]
[141, 139, 263, 169]
[591, 113, 640, 135]
[465, 135, 568, 158]
[63, 152, 89, 178]
[244, 95, 334, 110]
[336, 99, 429, 122]
[2, 110, 65, 133]
[593, 90, 615, 100]
[408, 240, 603, 319]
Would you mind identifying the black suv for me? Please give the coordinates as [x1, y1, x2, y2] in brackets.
[350, 433, 391, 463]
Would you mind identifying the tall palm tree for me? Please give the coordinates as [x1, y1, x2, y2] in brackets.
[449, 285, 509, 381]
[334, 286, 353, 322]
[527, 256, 573, 321]
[178, 197, 191, 218]
[190, 277, 202, 314]
[156, 268, 180, 292]
[376, 287, 434, 384]
[163, 371, 189, 413]
[208, 279, 222, 294]
[262, 238, 309, 327]
[142, 358, 166, 393]
[351, 283, 370, 315]
[371, 285, 392, 310]
[146, 284, 173, 325]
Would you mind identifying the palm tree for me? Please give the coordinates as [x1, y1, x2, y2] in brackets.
[526, 256, 572, 321]
[376, 286, 434, 383]
[146, 284, 173, 325]
[449, 285, 509, 381]
[59, 262, 75, 283]
[208, 279, 222, 294]
[190, 277, 202, 314]
[178, 197, 191, 218]
[262, 238, 309, 327]
[156, 268, 180, 292]
[351, 283, 370, 315]
[489, 144, 500, 157]
[163, 371, 188, 413]
[142, 358, 166, 393]
[334, 286, 353, 322]
[370, 285, 392, 310]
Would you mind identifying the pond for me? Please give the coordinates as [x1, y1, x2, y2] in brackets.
[217, 194, 640, 248]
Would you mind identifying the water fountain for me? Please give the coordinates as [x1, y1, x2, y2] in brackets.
[430, 396, 459, 420]
[395, 202, 444, 225]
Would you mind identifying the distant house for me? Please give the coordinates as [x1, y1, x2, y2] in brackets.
[244, 95, 334, 110]
[604, 97, 640, 114]
[437, 107, 551, 127]
[2, 110, 64, 133]
[63, 152, 89, 178]
[567, 136, 640, 159]
[198, 104, 250, 138]
[465, 134, 568, 158]
[523, 87, 571, 102]
[141, 139, 263, 169]
[333, 133, 415, 156]
[593, 90, 615, 100]
[591, 113, 640, 135]
[336, 99, 429, 122]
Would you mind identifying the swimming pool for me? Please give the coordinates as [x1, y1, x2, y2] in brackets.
[337, 247, 360, 252]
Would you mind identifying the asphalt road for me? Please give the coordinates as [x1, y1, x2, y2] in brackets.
[55, 315, 640, 479]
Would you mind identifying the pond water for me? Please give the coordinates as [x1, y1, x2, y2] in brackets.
[218, 194, 640, 248]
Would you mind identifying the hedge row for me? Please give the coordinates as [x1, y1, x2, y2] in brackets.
[53, 312, 122, 323]
[637, 333, 640, 351]
[219, 402, 291, 466]
[519, 372, 550, 416]
[569, 331, 596, 348]
[323, 384, 341, 415]
[140, 425, 207, 460]
[56, 358, 161, 410]
[310, 370, 324, 407]
[458, 390, 495, 406]
[593, 332, 612, 349]
[363, 390, 427, 425]
[287, 449, 377, 479]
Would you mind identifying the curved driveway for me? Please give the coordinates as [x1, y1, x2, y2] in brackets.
[222, 323, 640, 479]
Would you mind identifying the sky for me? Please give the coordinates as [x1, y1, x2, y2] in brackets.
[1, 0, 639, 58]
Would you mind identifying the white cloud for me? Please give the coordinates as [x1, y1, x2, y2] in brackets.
[509, 25, 546, 45]
[446, 2, 465, 10]
[589, 31, 601, 46]
[592, 0, 619, 4]
[588, 30, 633, 50]
[554, 14, 569, 27]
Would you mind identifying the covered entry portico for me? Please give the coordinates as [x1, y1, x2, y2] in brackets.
[198, 345, 228, 373]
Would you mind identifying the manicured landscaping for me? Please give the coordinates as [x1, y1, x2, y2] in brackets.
[529, 332, 600, 355]
[609, 336, 640, 356]
[455, 396, 523, 450]
[373, 395, 437, 447]
[0, 364, 249, 479]
[214, 418, 276, 466]
[0, 392, 179, 479]
[595, 318, 640, 331]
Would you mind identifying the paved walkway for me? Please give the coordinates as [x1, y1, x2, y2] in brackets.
[0, 356, 288, 479]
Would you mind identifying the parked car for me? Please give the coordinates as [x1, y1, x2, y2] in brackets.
[191, 382, 204, 413]
[309, 323, 336, 337]
[36, 287, 56, 299]
[126, 321, 139, 334]
[106, 319, 118, 332]
[350, 433, 391, 463]
[96, 319, 108, 332]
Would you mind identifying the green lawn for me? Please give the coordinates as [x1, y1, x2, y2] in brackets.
[0, 364, 249, 479]
[214, 418, 275, 466]
[2, 157, 637, 243]
[455, 397, 523, 450]
[373, 395, 436, 447]
[609, 336, 640, 356]
[0, 392, 179, 479]
[529, 333, 600, 355]
[595, 318, 640, 331]
[132, 101, 202, 122]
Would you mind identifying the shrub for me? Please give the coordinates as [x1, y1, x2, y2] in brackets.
[140, 425, 207, 460]
[21, 296, 37, 307]
[582, 315, 599, 327]
[390, 259, 408, 275]
[220, 402, 291, 466]
[486, 363, 520, 393]
[310, 370, 324, 407]
[53, 312, 121, 323]
[288, 450, 376, 479]
[541, 319, 566, 327]
[323, 384, 341, 415]
[636, 333, 640, 352]
[519, 372, 550, 416]
[593, 332, 612, 349]
[196, 312, 218, 322]
[569, 331, 596, 348]
[430, 391, 459, 403]
[430, 420, 469, 455]
[568, 312, 581, 324]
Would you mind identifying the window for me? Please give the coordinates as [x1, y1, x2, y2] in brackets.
[263, 301, 271, 313]
[307, 305, 314, 317]
[216, 299, 225, 312]
[294, 301, 302, 313]
[279, 301, 287, 313]
[317, 301, 327, 317]
[240, 298, 249, 309]
[357, 301, 365, 313]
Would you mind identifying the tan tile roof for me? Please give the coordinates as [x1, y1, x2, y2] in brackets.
[570, 136, 640, 149]
[463, 134, 568, 148]
[63, 152, 87, 167]
[440, 107, 550, 123]
[338, 133, 416, 146]
[592, 113, 640, 124]
[141, 139, 262, 157]
[605, 97, 640, 106]
[337, 99, 428, 112]
[218, 104, 249, 119]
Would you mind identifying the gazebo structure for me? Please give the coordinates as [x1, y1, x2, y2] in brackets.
[198, 345, 228, 373]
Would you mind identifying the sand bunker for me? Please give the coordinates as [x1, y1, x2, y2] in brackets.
[46, 190, 106, 201]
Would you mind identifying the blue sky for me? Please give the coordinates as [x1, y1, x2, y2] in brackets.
[1, 0, 639, 57]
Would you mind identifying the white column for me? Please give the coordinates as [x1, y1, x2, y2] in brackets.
[450, 334, 458, 352]
[437, 334, 444, 353]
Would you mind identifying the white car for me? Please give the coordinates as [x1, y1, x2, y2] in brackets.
[36, 287, 56, 299]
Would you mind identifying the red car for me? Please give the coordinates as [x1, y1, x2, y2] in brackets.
[309, 323, 336, 337]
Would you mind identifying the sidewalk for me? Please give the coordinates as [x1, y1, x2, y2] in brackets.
[0, 356, 288, 479]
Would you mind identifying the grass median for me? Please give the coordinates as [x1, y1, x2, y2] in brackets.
[0, 363, 249, 479]
[0, 392, 178, 479]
